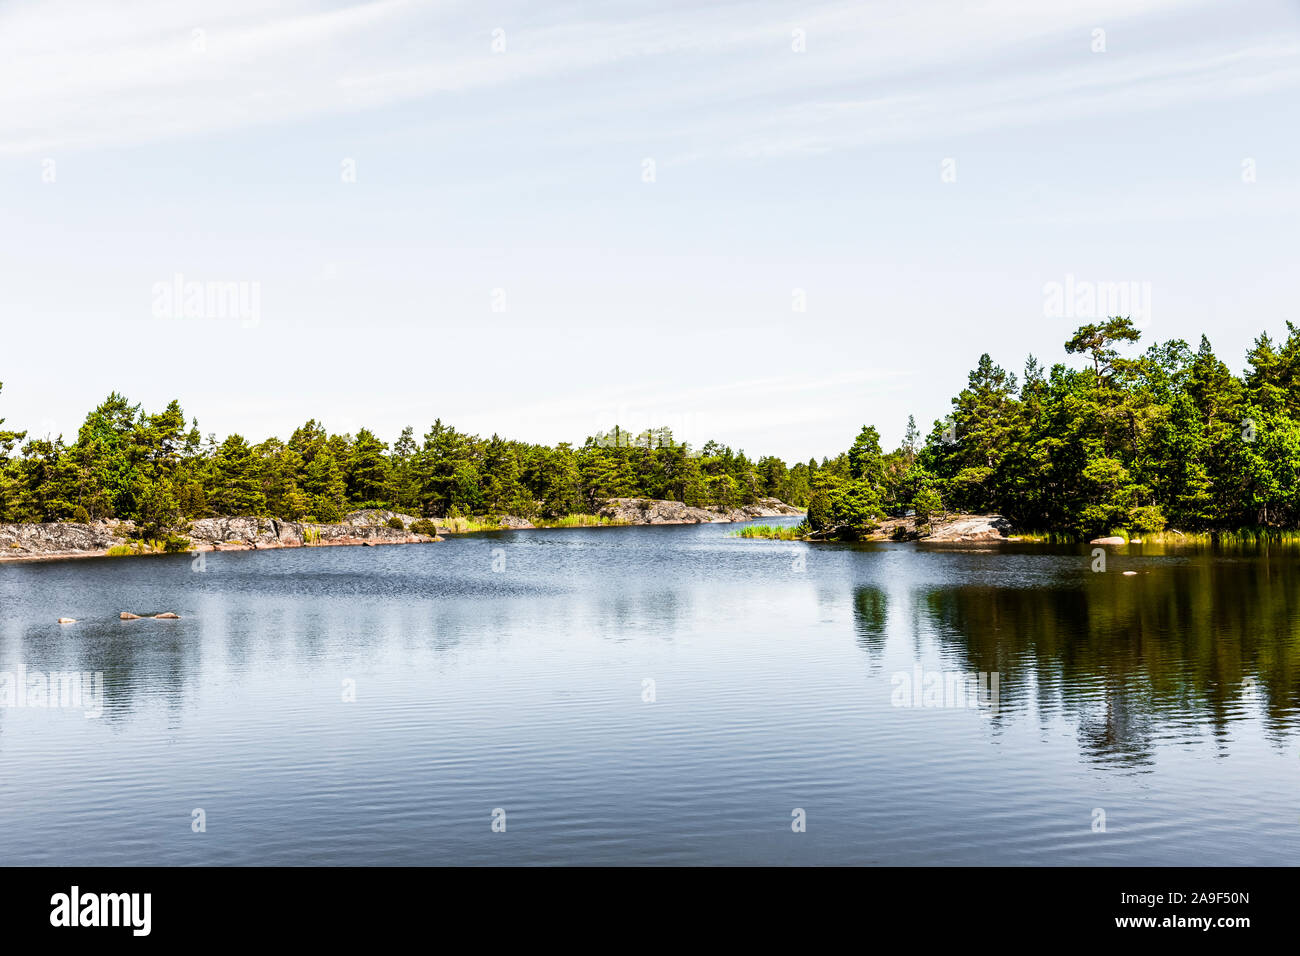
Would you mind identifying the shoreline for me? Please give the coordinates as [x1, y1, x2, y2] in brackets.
[751, 511, 1299, 545]
[0, 498, 804, 565]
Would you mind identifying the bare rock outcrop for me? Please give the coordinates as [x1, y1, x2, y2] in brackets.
[497, 516, 536, 530]
[0, 520, 130, 560]
[341, 509, 421, 529]
[0, 512, 444, 563]
[597, 496, 803, 525]
[924, 515, 1016, 541]
[811, 513, 1016, 543]
[186, 515, 441, 551]
[0, 497, 797, 563]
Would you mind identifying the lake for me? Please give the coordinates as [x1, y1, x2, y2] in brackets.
[1, 519, 1296, 865]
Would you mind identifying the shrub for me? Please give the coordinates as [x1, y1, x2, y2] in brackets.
[386, 516, 405, 530]
[806, 492, 831, 532]
[73, 505, 90, 524]
[1128, 505, 1166, 534]
[163, 535, 192, 553]
[948, 466, 994, 512]
[913, 486, 942, 524]
[409, 519, 439, 537]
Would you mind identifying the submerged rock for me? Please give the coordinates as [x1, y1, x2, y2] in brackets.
[153, 612, 180, 619]
[120, 612, 142, 620]
[1089, 536, 1126, 545]
[57, 617, 77, 624]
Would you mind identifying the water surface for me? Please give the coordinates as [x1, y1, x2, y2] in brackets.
[0, 520, 1296, 864]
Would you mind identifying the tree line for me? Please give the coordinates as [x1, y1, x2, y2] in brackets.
[5, 317, 1298, 537]
[807, 318, 1300, 537]
[0, 400, 818, 533]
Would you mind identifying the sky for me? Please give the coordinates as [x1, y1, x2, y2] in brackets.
[1, 0, 1298, 462]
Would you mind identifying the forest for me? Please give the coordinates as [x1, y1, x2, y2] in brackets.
[0, 397, 814, 534]
[807, 318, 1300, 537]
[4, 317, 1300, 538]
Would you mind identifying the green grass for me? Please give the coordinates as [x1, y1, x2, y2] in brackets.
[533, 514, 630, 528]
[1010, 527, 1300, 545]
[435, 516, 504, 534]
[106, 539, 169, 556]
[1141, 528, 1300, 545]
[732, 524, 803, 540]
[434, 514, 631, 532]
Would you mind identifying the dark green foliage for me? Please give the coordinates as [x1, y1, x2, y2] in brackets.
[924, 319, 1300, 533]
[19, 315, 1293, 537]
[913, 485, 942, 523]
[0, 389, 813, 527]
[800, 318, 1300, 538]
[805, 491, 832, 532]
[208, 435, 266, 516]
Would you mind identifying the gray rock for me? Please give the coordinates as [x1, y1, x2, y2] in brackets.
[497, 516, 536, 530]
[0, 520, 129, 558]
[597, 497, 804, 526]
[342, 509, 420, 528]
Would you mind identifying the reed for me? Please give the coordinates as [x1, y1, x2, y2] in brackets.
[436, 516, 503, 534]
[534, 514, 630, 528]
[732, 524, 803, 540]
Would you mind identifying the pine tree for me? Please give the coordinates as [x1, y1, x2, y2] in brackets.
[209, 434, 266, 516]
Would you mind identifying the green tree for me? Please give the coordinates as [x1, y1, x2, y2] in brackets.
[209, 434, 266, 515]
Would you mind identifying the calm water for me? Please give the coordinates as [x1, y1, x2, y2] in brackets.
[0, 520, 1297, 865]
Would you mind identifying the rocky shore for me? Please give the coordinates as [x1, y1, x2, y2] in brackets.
[597, 497, 804, 525]
[808, 513, 1017, 543]
[0, 511, 442, 562]
[0, 498, 804, 563]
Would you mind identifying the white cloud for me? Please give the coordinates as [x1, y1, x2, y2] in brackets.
[1, 0, 1263, 156]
